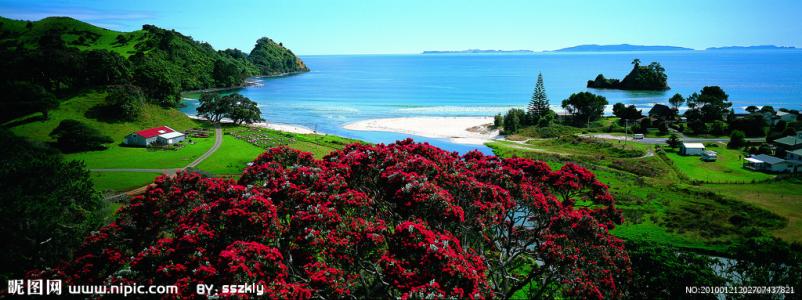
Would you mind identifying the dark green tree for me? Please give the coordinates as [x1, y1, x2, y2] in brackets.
[49, 119, 113, 152]
[131, 53, 181, 106]
[197, 92, 229, 123]
[493, 114, 503, 128]
[624, 241, 725, 299]
[612, 103, 642, 121]
[213, 58, 242, 87]
[728, 130, 747, 149]
[759, 105, 776, 115]
[0, 81, 59, 121]
[668, 93, 685, 111]
[561, 92, 608, 126]
[502, 108, 526, 133]
[83, 50, 132, 86]
[685, 86, 732, 124]
[103, 84, 145, 121]
[745, 105, 759, 113]
[225, 94, 263, 125]
[527, 73, 550, 124]
[666, 133, 682, 148]
[0, 129, 104, 282]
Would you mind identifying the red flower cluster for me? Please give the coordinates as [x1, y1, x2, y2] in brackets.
[32, 139, 630, 299]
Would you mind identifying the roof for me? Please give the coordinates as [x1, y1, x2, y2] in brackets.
[789, 149, 802, 156]
[777, 111, 790, 116]
[744, 157, 763, 163]
[159, 131, 184, 139]
[773, 136, 802, 146]
[682, 142, 705, 149]
[752, 154, 786, 165]
[135, 126, 175, 138]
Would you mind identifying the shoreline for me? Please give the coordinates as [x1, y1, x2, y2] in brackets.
[181, 70, 310, 97]
[186, 115, 317, 135]
[343, 116, 499, 145]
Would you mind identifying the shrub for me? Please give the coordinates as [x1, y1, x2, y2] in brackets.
[32, 139, 631, 299]
[49, 119, 113, 152]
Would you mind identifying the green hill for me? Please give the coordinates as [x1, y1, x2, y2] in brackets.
[249, 37, 309, 76]
[0, 16, 145, 57]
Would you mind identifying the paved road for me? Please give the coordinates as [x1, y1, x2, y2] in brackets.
[97, 126, 223, 199]
[588, 133, 765, 145]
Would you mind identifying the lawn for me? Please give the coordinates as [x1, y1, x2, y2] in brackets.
[8, 91, 209, 169]
[487, 138, 789, 253]
[91, 171, 163, 193]
[196, 135, 265, 175]
[7, 91, 199, 142]
[662, 143, 774, 183]
[699, 178, 802, 242]
[227, 126, 362, 158]
[65, 136, 215, 169]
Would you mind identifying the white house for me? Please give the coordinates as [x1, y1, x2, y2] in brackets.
[680, 142, 705, 156]
[124, 126, 185, 147]
[743, 154, 796, 173]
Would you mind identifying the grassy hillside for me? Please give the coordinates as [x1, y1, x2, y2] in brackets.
[0, 16, 145, 57]
[486, 137, 798, 251]
[7, 91, 197, 141]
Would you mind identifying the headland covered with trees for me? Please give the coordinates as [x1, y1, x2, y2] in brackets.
[1, 14, 801, 300]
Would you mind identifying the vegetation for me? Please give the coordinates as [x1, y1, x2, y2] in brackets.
[561, 91, 608, 125]
[526, 73, 550, 123]
[0, 129, 105, 282]
[587, 59, 669, 90]
[612, 102, 643, 121]
[98, 84, 145, 121]
[0, 16, 307, 115]
[35, 141, 631, 299]
[662, 144, 773, 183]
[49, 119, 114, 152]
[249, 37, 309, 76]
[197, 92, 263, 125]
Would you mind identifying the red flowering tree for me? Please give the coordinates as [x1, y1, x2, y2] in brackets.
[32, 139, 630, 299]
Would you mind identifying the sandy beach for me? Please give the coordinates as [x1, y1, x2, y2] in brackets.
[343, 117, 499, 145]
[187, 115, 316, 134]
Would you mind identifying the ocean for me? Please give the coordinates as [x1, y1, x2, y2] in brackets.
[181, 50, 802, 153]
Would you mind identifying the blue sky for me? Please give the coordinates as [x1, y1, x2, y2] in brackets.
[1, 0, 801, 55]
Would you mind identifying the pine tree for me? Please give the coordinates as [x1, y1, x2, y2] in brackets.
[527, 73, 550, 124]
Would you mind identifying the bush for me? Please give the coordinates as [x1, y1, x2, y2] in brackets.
[99, 84, 145, 121]
[728, 130, 746, 149]
[0, 129, 103, 282]
[49, 119, 113, 152]
[32, 140, 631, 299]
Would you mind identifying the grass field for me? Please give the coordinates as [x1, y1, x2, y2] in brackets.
[196, 135, 264, 175]
[66, 136, 215, 169]
[91, 172, 163, 193]
[662, 144, 774, 183]
[699, 178, 802, 242]
[226, 126, 362, 158]
[486, 136, 793, 251]
[0, 16, 144, 57]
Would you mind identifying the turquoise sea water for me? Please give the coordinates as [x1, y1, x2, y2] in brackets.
[182, 50, 802, 153]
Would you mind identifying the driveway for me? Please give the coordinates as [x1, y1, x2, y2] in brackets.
[97, 126, 223, 199]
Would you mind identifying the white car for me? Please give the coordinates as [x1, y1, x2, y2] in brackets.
[633, 134, 644, 139]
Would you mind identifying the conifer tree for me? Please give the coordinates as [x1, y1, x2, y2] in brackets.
[527, 73, 550, 124]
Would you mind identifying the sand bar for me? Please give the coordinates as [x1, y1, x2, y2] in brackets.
[343, 117, 499, 145]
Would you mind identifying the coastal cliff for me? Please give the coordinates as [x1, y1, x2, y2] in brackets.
[587, 59, 669, 91]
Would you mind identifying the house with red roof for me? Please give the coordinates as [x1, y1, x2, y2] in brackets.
[124, 126, 186, 147]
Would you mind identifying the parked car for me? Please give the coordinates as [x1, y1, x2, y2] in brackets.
[633, 134, 644, 140]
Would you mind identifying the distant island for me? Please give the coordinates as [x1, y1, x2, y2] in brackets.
[422, 49, 534, 54]
[587, 59, 669, 91]
[706, 45, 798, 51]
[552, 44, 693, 52]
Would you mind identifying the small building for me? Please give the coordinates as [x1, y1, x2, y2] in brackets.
[680, 142, 706, 156]
[743, 154, 795, 173]
[776, 111, 798, 123]
[772, 131, 802, 151]
[701, 150, 717, 162]
[124, 126, 185, 147]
